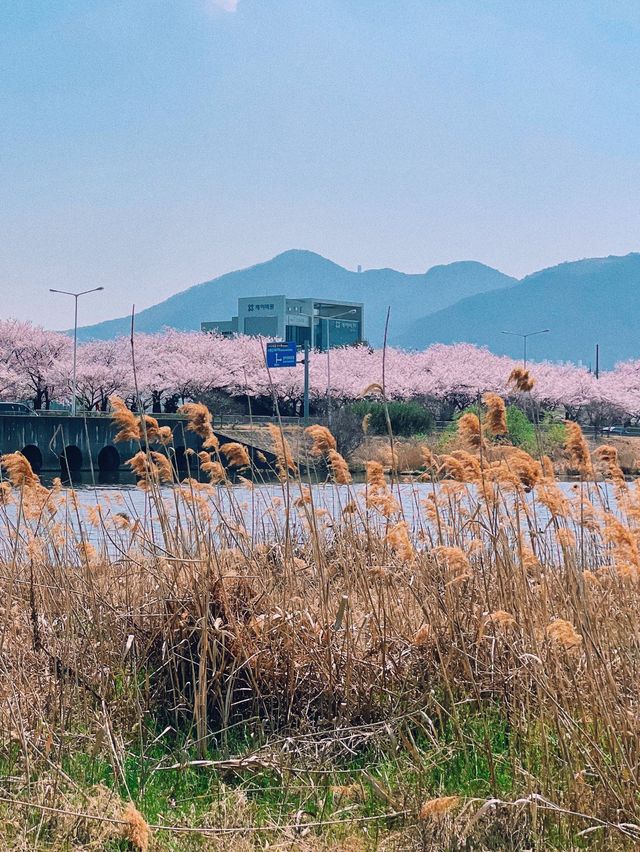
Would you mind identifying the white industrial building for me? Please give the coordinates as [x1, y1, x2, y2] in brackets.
[202, 296, 364, 351]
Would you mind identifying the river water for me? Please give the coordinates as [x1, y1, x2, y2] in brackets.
[37, 475, 427, 530]
[0, 475, 624, 562]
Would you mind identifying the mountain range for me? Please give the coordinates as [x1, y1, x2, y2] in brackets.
[75, 249, 640, 368]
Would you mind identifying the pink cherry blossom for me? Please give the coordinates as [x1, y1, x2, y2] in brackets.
[1, 319, 639, 422]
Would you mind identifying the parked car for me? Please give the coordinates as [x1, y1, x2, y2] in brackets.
[0, 401, 36, 415]
[603, 425, 629, 435]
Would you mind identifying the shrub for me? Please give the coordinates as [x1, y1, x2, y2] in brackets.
[505, 405, 536, 450]
[350, 400, 434, 437]
[331, 406, 365, 456]
[443, 404, 566, 457]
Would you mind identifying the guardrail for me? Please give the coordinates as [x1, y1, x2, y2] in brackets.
[582, 426, 640, 438]
[28, 413, 640, 438]
[18, 411, 330, 427]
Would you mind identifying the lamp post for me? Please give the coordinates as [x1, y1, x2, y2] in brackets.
[50, 287, 104, 415]
[501, 328, 549, 368]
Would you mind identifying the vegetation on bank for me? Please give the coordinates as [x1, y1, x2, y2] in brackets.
[1, 374, 640, 848]
[349, 400, 435, 438]
[434, 404, 566, 456]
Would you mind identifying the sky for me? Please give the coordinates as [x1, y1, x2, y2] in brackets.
[3, 0, 640, 328]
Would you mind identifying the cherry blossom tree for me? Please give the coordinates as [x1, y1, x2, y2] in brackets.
[0, 320, 71, 408]
[3, 319, 640, 423]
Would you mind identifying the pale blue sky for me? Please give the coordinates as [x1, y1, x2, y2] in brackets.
[3, 0, 640, 327]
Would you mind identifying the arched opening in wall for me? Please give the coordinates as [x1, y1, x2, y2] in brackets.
[174, 446, 188, 474]
[21, 445, 42, 474]
[60, 445, 83, 478]
[98, 445, 121, 472]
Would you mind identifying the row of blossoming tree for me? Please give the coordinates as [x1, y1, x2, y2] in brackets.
[1, 319, 639, 423]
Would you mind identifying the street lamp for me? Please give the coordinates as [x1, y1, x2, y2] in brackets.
[501, 328, 549, 368]
[50, 287, 104, 415]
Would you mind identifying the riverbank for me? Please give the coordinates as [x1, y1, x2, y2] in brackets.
[2, 411, 640, 848]
[349, 432, 640, 479]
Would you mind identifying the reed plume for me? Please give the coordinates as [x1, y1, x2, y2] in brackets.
[450, 450, 482, 482]
[419, 796, 460, 820]
[555, 527, 576, 548]
[433, 545, 472, 582]
[294, 487, 312, 508]
[508, 367, 535, 392]
[198, 451, 226, 483]
[505, 448, 542, 490]
[412, 624, 432, 646]
[482, 392, 507, 435]
[593, 443, 625, 483]
[220, 442, 251, 469]
[267, 424, 297, 479]
[603, 512, 639, 566]
[386, 520, 414, 561]
[121, 802, 150, 851]
[420, 445, 436, 471]
[150, 451, 174, 483]
[438, 454, 469, 482]
[109, 396, 141, 442]
[541, 455, 555, 479]
[0, 452, 39, 487]
[179, 402, 219, 449]
[126, 451, 153, 487]
[536, 478, 570, 517]
[546, 619, 582, 651]
[485, 610, 517, 629]
[327, 449, 352, 484]
[457, 412, 482, 450]
[140, 414, 161, 443]
[157, 425, 173, 445]
[564, 421, 593, 476]
[304, 424, 337, 456]
[366, 460, 386, 491]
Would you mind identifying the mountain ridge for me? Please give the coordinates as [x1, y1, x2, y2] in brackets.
[74, 249, 516, 345]
[399, 252, 640, 368]
[74, 249, 640, 366]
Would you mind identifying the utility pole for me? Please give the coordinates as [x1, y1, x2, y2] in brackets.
[595, 343, 600, 379]
[303, 339, 310, 420]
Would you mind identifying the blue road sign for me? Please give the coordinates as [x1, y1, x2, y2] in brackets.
[266, 341, 298, 368]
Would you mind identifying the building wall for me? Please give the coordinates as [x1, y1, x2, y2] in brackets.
[202, 295, 364, 350]
[201, 318, 238, 336]
[238, 295, 287, 338]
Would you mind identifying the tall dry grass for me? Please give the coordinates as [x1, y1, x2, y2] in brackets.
[1, 401, 640, 846]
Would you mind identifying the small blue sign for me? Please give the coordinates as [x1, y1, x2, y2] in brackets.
[266, 341, 298, 368]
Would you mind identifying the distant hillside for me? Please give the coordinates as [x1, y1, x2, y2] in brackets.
[398, 253, 640, 368]
[75, 250, 516, 345]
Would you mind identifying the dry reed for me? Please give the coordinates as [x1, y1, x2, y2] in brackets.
[508, 367, 535, 392]
[482, 392, 508, 435]
[220, 442, 251, 469]
[3, 401, 640, 847]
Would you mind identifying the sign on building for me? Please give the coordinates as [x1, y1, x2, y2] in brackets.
[266, 341, 298, 368]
